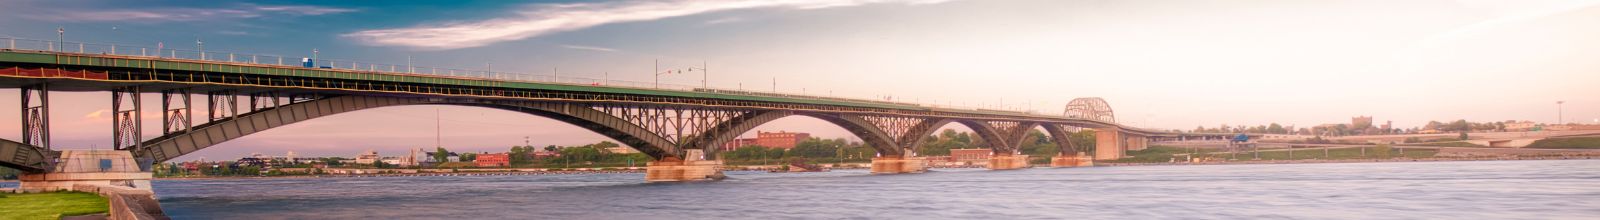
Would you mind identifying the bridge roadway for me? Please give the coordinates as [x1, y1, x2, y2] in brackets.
[0, 46, 1171, 183]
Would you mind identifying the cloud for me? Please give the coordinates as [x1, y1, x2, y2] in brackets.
[560, 44, 619, 52]
[344, 0, 958, 50]
[27, 4, 356, 23]
[83, 109, 107, 119]
[703, 17, 746, 25]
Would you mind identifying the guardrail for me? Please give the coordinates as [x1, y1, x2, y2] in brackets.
[0, 36, 1067, 116]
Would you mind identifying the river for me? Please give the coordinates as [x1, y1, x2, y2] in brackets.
[10, 160, 1600, 219]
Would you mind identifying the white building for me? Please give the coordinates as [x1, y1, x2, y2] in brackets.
[355, 149, 380, 164]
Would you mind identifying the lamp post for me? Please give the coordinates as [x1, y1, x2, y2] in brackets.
[1557, 101, 1564, 125]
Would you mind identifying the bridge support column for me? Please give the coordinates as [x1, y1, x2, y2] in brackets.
[1051, 152, 1095, 167]
[18, 150, 152, 193]
[1127, 134, 1149, 151]
[870, 155, 926, 174]
[987, 154, 1030, 170]
[1094, 129, 1125, 160]
[645, 150, 724, 182]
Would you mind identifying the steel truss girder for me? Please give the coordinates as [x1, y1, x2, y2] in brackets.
[112, 86, 142, 151]
[161, 88, 192, 135]
[207, 90, 237, 122]
[21, 84, 50, 150]
[0, 138, 52, 172]
[249, 91, 280, 111]
[590, 104, 753, 147]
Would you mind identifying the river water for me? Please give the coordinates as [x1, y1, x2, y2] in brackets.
[11, 160, 1600, 219]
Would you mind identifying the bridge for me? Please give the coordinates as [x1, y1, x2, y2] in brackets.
[0, 37, 1173, 190]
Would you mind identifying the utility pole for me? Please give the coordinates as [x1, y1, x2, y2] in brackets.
[654, 59, 659, 89]
[702, 60, 708, 89]
[435, 108, 441, 149]
[196, 37, 204, 60]
[56, 27, 63, 52]
[1557, 101, 1565, 124]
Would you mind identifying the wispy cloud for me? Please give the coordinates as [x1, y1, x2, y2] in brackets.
[27, 3, 356, 23]
[561, 44, 619, 52]
[344, 0, 957, 50]
[703, 17, 746, 25]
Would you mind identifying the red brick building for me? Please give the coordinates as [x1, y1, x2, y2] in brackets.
[475, 153, 510, 167]
[721, 138, 760, 151]
[948, 149, 991, 164]
[722, 130, 811, 150]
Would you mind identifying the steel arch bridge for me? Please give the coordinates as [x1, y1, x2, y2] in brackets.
[0, 49, 1170, 179]
[1064, 97, 1115, 123]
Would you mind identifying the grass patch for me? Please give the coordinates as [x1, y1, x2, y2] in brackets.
[1212, 146, 1436, 160]
[0, 191, 108, 220]
[1103, 146, 1219, 163]
[1412, 141, 1488, 148]
[1526, 137, 1600, 149]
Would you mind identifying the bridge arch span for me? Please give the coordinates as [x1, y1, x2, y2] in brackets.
[898, 119, 1022, 155]
[134, 95, 682, 162]
[686, 111, 903, 158]
[1065, 97, 1115, 123]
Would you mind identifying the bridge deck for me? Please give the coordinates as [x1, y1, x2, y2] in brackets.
[0, 49, 1166, 134]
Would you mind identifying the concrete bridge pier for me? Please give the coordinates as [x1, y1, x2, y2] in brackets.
[1050, 152, 1095, 167]
[870, 154, 927, 174]
[644, 150, 724, 182]
[18, 150, 154, 192]
[987, 154, 1030, 170]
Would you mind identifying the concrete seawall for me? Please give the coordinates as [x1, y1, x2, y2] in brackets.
[73, 184, 168, 220]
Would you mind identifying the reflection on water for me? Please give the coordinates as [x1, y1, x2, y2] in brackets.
[17, 160, 1600, 219]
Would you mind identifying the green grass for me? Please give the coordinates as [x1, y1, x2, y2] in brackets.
[1103, 146, 1220, 163]
[1100, 145, 1445, 163]
[1526, 137, 1600, 149]
[1413, 141, 1488, 148]
[0, 191, 109, 220]
[1205, 146, 1436, 161]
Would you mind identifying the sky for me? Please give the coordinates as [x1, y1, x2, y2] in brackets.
[0, 0, 1596, 160]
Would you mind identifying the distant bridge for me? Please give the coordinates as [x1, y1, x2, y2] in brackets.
[0, 37, 1173, 182]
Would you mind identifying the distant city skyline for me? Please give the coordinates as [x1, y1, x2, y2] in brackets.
[0, 0, 1596, 160]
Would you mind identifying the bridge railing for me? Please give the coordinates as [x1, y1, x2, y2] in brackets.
[1, 36, 1057, 116]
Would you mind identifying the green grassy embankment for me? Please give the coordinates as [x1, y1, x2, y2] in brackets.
[1525, 137, 1600, 149]
[1102, 146, 1219, 163]
[0, 191, 109, 220]
[1104, 145, 1437, 163]
[1215, 146, 1437, 160]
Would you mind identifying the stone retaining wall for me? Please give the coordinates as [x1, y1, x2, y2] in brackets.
[72, 184, 168, 220]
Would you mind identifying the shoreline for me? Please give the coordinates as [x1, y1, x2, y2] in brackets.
[1098, 155, 1599, 167]
[7, 156, 1594, 182]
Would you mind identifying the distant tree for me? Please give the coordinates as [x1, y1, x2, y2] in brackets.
[593, 141, 621, 149]
[434, 147, 450, 163]
[544, 145, 559, 152]
[1267, 123, 1286, 134]
[1459, 131, 1469, 140]
[373, 160, 390, 168]
[790, 138, 839, 158]
[459, 152, 477, 162]
[510, 146, 533, 165]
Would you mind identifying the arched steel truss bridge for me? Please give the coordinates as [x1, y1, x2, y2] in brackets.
[0, 49, 1171, 173]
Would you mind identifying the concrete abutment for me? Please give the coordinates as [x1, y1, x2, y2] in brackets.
[987, 154, 1030, 170]
[870, 156, 927, 174]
